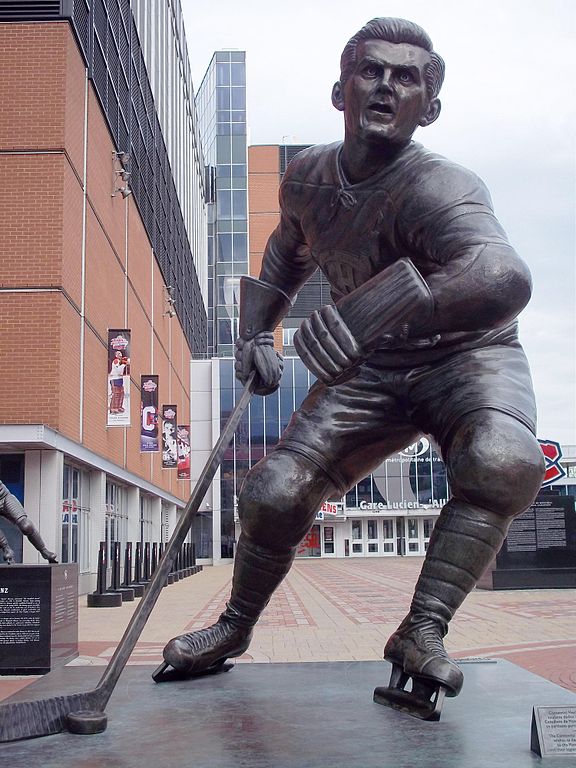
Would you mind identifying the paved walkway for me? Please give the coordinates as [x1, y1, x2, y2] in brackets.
[1, 557, 575, 700]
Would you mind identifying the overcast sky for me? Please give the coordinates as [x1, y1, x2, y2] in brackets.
[180, 0, 575, 445]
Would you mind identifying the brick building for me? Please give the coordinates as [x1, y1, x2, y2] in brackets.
[0, 5, 207, 593]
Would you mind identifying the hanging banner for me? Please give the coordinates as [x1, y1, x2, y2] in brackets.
[161, 405, 178, 468]
[140, 375, 159, 452]
[177, 425, 191, 479]
[107, 330, 131, 426]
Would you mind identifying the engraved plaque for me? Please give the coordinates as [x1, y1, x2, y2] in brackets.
[531, 706, 576, 757]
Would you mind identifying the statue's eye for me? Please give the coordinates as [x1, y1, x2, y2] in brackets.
[362, 64, 380, 78]
[397, 69, 415, 84]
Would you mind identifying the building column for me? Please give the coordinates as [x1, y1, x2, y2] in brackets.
[23, 449, 63, 564]
[126, 485, 140, 544]
[88, 469, 107, 591]
[162, 501, 177, 543]
[151, 496, 163, 544]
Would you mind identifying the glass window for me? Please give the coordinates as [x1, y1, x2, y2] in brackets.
[367, 520, 377, 539]
[382, 519, 394, 539]
[217, 135, 231, 163]
[383, 542, 394, 552]
[407, 518, 418, 538]
[217, 190, 231, 218]
[283, 328, 297, 347]
[216, 87, 230, 110]
[368, 542, 378, 553]
[352, 542, 363, 553]
[232, 190, 247, 219]
[105, 481, 128, 566]
[218, 233, 233, 261]
[231, 64, 245, 86]
[61, 465, 90, 570]
[231, 87, 245, 110]
[140, 495, 153, 543]
[408, 542, 420, 552]
[423, 518, 435, 538]
[217, 62, 230, 86]
[346, 488, 357, 508]
[351, 520, 362, 540]
[231, 135, 246, 163]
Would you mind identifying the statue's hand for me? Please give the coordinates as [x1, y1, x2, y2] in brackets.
[294, 305, 363, 385]
[3, 547, 14, 565]
[235, 332, 284, 395]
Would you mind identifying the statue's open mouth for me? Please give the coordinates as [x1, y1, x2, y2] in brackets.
[369, 102, 395, 115]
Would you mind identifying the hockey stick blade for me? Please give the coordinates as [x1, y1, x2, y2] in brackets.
[0, 373, 256, 742]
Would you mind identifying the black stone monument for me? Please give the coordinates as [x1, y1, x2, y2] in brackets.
[478, 494, 576, 589]
[0, 563, 78, 674]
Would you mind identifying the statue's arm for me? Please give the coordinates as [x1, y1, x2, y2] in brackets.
[235, 167, 315, 393]
[402, 164, 532, 334]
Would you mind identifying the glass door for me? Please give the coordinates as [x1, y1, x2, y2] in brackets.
[422, 517, 436, 552]
[322, 525, 335, 556]
[350, 519, 363, 556]
[366, 519, 379, 556]
[381, 518, 396, 555]
[406, 517, 421, 555]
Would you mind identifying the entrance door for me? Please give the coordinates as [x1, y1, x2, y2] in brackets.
[422, 517, 435, 552]
[366, 519, 380, 556]
[350, 519, 364, 556]
[406, 517, 421, 555]
[381, 518, 396, 555]
[405, 517, 437, 555]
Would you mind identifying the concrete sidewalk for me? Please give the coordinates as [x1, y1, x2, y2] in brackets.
[2, 557, 575, 700]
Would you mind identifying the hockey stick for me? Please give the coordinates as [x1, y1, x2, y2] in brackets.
[0, 372, 256, 742]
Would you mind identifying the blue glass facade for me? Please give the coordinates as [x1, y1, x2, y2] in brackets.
[196, 51, 248, 357]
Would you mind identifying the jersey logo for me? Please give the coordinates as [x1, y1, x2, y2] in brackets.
[538, 439, 566, 487]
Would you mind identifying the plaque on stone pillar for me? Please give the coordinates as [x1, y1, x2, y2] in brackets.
[0, 564, 78, 674]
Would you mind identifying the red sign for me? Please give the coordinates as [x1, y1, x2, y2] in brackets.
[538, 439, 566, 487]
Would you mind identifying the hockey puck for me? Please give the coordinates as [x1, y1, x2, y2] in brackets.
[66, 709, 108, 734]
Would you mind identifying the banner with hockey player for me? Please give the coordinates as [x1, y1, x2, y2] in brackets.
[161, 405, 178, 468]
[140, 375, 159, 452]
[107, 330, 131, 427]
[177, 425, 191, 479]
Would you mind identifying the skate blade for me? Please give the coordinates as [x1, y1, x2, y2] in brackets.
[374, 665, 447, 721]
[152, 659, 234, 683]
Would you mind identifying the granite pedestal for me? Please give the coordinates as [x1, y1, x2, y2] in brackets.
[2, 660, 575, 767]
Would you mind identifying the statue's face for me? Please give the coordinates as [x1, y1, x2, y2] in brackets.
[339, 39, 434, 146]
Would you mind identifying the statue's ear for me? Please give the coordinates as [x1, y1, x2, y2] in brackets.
[418, 98, 441, 127]
[332, 81, 345, 111]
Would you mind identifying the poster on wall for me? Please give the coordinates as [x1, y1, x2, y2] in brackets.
[161, 405, 178, 468]
[140, 375, 159, 452]
[177, 425, 191, 479]
[107, 330, 131, 426]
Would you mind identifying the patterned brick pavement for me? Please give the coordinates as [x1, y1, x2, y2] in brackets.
[1, 557, 574, 702]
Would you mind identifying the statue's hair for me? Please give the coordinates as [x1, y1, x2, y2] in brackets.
[340, 17, 445, 98]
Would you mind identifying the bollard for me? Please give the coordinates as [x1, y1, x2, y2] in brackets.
[131, 541, 146, 596]
[108, 541, 135, 602]
[87, 542, 122, 607]
[122, 541, 143, 597]
[143, 541, 151, 583]
[151, 542, 158, 575]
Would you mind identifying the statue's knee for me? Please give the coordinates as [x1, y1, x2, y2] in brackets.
[447, 412, 545, 517]
[18, 516, 35, 536]
[238, 450, 333, 549]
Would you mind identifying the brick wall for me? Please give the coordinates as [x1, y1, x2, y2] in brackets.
[248, 145, 283, 349]
[0, 22, 194, 502]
